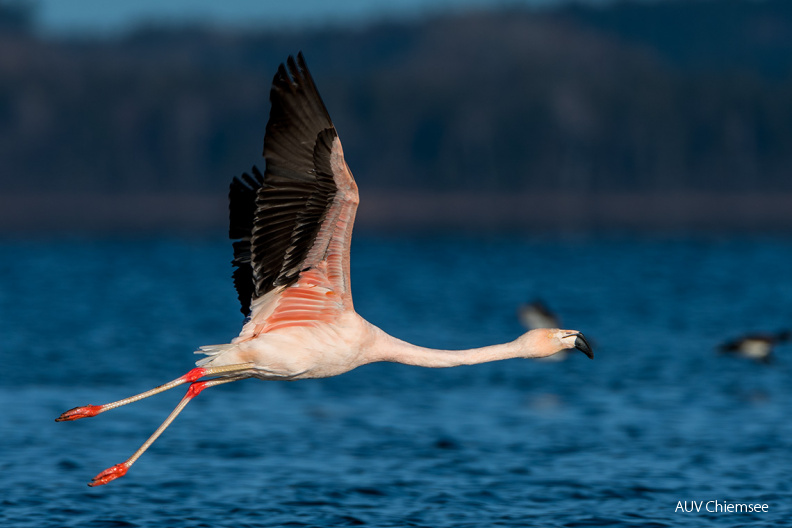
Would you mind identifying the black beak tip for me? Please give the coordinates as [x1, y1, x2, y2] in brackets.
[574, 334, 594, 359]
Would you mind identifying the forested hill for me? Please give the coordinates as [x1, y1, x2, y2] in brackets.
[2, 0, 792, 229]
[561, 0, 792, 78]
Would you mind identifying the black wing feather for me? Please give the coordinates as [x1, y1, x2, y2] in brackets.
[229, 52, 339, 317]
[229, 166, 265, 315]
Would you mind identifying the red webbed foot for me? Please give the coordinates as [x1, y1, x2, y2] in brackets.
[56, 405, 103, 422]
[88, 463, 128, 487]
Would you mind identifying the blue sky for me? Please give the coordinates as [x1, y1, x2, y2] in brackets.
[30, 0, 593, 36]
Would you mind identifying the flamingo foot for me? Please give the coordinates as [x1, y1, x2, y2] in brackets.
[56, 404, 103, 422]
[88, 463, 128, 487]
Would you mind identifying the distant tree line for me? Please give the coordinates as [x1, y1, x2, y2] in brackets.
[2, 0, 792, 195]
[0, 1, 32, 34]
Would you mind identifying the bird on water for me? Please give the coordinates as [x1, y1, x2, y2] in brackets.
[57, 53, 594, 486]
[718, 330, 790, 364]
[518, 300, 560, 331]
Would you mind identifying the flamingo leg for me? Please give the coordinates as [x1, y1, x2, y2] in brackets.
[88, 375, 245, 487]
[56, 363, 255, 422]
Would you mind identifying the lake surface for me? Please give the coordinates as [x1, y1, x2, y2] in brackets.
[2, 234, 791, 527]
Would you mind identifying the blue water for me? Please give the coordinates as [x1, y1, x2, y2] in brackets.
[2, 234, 792, 527]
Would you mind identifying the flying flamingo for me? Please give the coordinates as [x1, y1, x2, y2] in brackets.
[57, 53, 593, 486]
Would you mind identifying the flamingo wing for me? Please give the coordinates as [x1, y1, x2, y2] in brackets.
[230, 53, 359, 321]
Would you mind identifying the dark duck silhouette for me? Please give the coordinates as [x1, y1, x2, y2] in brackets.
[718, 330, 791, 364]
[518, 300, 560, 331]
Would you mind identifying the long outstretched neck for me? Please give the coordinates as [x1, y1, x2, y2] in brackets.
[370, 326, 523, 368]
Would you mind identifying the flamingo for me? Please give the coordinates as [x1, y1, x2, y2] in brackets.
[56, 53, 593, 487]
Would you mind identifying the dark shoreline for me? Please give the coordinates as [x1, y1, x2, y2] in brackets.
[4, 191, 792, 234]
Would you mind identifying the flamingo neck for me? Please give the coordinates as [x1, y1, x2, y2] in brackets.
[370, 326, 522, 368]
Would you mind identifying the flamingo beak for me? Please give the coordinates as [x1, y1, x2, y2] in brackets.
[573, 333, 594, 359]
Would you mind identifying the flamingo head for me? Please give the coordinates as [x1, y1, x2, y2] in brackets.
[517, 328, 593, 360]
